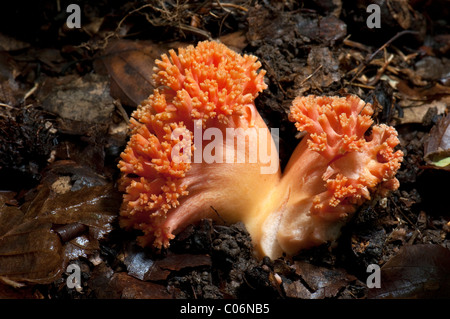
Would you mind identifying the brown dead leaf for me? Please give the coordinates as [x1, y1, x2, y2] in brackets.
[302, 46, 341, 90]
[219, 31, 248, 51]
[123, 243, 212, 282]
[40, 74, 115, 124]
[98, 39, 162, 107]
[88, 263, 178, 299]
[0, 282, 38, 298]
[415, 56, 450, 82]
[283, 280, 313, 299]
[368, 244, 450, 299]
[292, 261, 357, 299]
[0, 194, 63, 286]
[0, 218, 64, 285]
[397, 80, 450, 101]
[398, 97, 448, 124]
[0, 198, 23, 237]
[0, 164, 121, 286]
[24, 183, 120, 240]
[424, 113, 450, 170]
[155, 253, 212, 272]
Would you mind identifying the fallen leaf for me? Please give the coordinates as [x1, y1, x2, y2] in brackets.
[368, 244, 450, 299]
[123, 243, 212, 282]
[116, 272, 175, 299]
[88, 263, 178, 299]
[219, 30, 248, 51]
[155, 253, 212, 272]
[0, 282, 38, 298]
[0, 192, 63, 286]
[303, 46, 341, 90]
[0, 163, 121, 285]
[424, 113, 450, 170]
[415, 56, 450, 82]
[396, 79, 450, 101]
[398, 97, 448, 124]
[0, 218, 64, 285]
[283, 280, 313, 299]
[98, 39, 162, 107]
[293, 261, 357, 299]
[25, 183, 120, 240]
[0, 197, 23, 237]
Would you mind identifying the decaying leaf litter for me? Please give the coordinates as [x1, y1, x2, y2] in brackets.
[0, 0, 449, 299]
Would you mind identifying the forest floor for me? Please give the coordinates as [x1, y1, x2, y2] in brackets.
[0, 0, 449, 300]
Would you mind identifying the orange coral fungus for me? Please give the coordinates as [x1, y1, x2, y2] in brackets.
[118, 41, 280, 249]
[118, 40, 404, 260]
[258, 95, 404, 258]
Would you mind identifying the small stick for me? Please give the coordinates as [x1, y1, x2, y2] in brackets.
[349, 30, 419, 84]
[299, 64, 323, 86]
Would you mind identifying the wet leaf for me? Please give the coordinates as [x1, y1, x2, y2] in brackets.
[24, 183, 121, 240]
[424, 113, 450, 170]
[0, 282, 37, 298]
[0, 199, 23, 237]
[0, 218, 64, 285]
[88, 263, 178, 299]
[292, 261, 357, 299]
[368, 244, 450, 299]
[0, 164, 121, 285]
[0, 192, 63, 285]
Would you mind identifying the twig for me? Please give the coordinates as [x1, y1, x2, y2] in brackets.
[349, 30, 419, 84]
[0, 103, 14, 109]
[391, 45, 418, 63]
[299, 64, 323, 86]
[368, 30, 419, 61]
[343, 36, 371, 52]
[212, 1, 249, 12]
[177, 23, 212, 40]
[368, 53, 394, 86]
[345, 81, 376, 90]
[23, 82, 39, 102]
[114, 99, 129, 124]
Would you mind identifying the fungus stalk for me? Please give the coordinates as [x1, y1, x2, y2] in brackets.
[258, 95, 404, 258]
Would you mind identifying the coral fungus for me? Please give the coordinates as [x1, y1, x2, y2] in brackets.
[118, 41, 280, 249]
[258, 95, 404, 258]
[118, 40, 403, 260]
